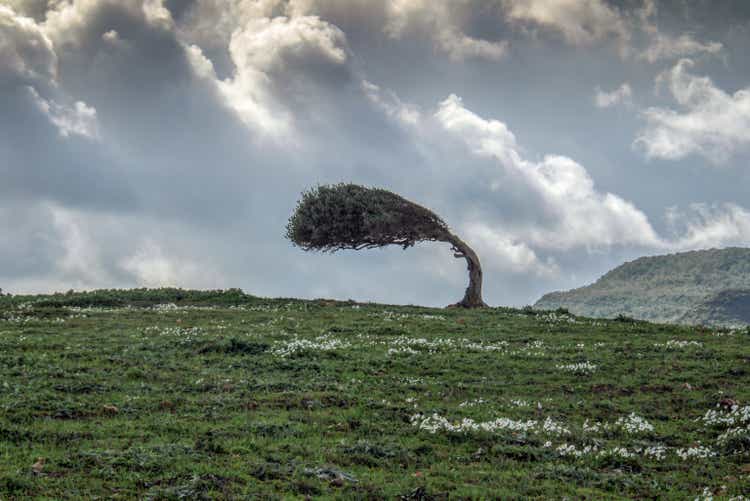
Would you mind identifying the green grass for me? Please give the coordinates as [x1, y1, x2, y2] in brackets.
[1, 289, 749, 499]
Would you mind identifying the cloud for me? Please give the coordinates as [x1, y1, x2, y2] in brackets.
[0, 4, 134, 212]
[501, 0, 724, 64]
[635, 59, 750, 163]
[121, 239, 224, 288]
[636, 0, 723, 63]
[384, 0, 509, 61]
[171, 0, 724, 67]
[170, 0, 280, 55]
[0, 202, 229, 293]
[427, 93, 750, 278]
[49, 204, 112, 287]
[27, 86, 99, 138]
[178, 7, 357, 138]
[640, 33, 723, 63]
[464, 222, 559, 277]
[216, 15, 350, 136]
[142, 0, 173, 28]
[665, 203, 750, 250]
[594, 82, 632, 108]
[362, 79, 420, 125]
[172, 0, 380, 78]
[199, 0, 509, 62]
[0, 4, 98, 140]
[433, 94, 662, 251]
[4, 0, 52, 21]
[501, 0, 629, 47]
[0, 4, 57, 85]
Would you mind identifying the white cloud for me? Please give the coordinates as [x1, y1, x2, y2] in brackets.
[49, 205, 111, 287]
[501, 0, 724, 64]
[429, 94, 750, 271]
[0, 4, 57, 84]
[27, 86, 99, 139]
[228, 15, 347, 73]
[121, 239, 221, 288]
[185, 43, 217, 79]
[42, 0, 174, 48]
[101, 29, 127, 47]
[4, 0, 49, 19]
[141, 0, 173, 29]
[177, 0, 721, 67]
[640, 33, 723, 63]
[435, 28, 509, 62]
[434, 94, 663, 251]
[636, 0, 722, 63]
[101, 29, 118, 42]
[172, 0, 722, 67]
[385, 0, 508, 61]
[464, 222, 559, 277]
[362, 80, 421, 125]
[434, 94, 519, 164]
[0, 4, 99, 139]
[594, 82, 632, 108]
[175, 0, 282, 51]
[501, 0, 629, 47]
[635, 59, 750, 163]
[189, 14, 351, 137]
[4, 204, 228, 293]
[180, 0, 499, 64]
[666, 203, 750, 250]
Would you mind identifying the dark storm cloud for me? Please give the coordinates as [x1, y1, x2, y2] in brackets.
[1, 0, 750, 306]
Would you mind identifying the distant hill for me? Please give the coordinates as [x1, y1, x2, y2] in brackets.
[534, 247, 750, 326]
[680, 289, 750, 326]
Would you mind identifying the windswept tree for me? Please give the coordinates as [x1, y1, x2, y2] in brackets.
[285, 183, 487, 308]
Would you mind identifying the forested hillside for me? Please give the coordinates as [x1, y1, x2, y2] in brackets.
[535, 248, 750, 326]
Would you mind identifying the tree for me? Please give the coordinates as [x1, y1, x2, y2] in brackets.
[285, 183, 487, 308]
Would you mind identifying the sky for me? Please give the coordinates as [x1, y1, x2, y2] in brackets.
[2, 0, 750, 307]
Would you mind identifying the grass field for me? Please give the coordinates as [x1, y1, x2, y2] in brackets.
[1, 289, 749, 499]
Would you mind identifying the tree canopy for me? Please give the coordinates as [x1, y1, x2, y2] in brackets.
[286, 183, 487, 308]
[286, 184, 451, 252]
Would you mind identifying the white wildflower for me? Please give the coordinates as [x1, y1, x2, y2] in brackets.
[410, 413, 537, 434]
[459, 398, 487, 408]
[542, 417, 571, 436]
[615, 413, 654, 434]
[272, 335, 350, 357]
[676, 445, 716, 460]
[643, 445, 667, 460]
[583, 419, 602, 433]
[653, 339, 703, 349]
[556, 361, 597, 374]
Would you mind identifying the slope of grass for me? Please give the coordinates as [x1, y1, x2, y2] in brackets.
[1, 290, 749, 499]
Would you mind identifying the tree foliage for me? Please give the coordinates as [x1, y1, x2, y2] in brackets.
[285, 184, 451, 252]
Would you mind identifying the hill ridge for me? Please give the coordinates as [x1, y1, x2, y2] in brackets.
[535, 247, 750, 326]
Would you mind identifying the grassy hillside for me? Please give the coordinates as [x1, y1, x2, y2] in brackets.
[535, 247, 750, 326]
[1, 289, 749, 499]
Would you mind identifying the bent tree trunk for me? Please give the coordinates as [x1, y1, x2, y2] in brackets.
[445, 232, 488, 308]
